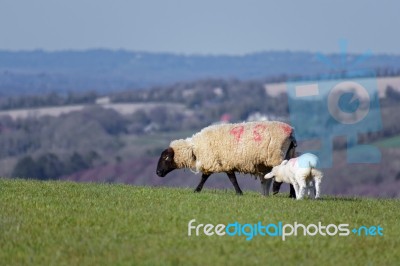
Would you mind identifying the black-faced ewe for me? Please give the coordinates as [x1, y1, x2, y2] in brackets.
[156, 121, 296, 195]
[264, 153, 323, 199]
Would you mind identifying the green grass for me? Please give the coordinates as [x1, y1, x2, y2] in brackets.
[1, 179, 399, 265]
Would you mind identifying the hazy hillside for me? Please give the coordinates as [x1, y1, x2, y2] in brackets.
[1, 50, 400, 95]
[1, 75, 400, 198]
[1, 50, 400, 198]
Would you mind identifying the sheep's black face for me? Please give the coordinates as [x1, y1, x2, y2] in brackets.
[156, 148, 177, 177]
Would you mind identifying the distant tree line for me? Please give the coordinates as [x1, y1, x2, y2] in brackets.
[12, 151, 98, 180]
[0, 91, 98, 110]
[2, 68, 400, 111]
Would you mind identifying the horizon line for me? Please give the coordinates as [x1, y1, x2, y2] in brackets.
[1, 48, 399, 57]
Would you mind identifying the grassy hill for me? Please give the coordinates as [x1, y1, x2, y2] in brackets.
[1, 179, 399, 265]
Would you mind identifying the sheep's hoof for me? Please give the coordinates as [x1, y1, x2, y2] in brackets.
[194, 189, 201, 193]
[236, 191, 243, 196]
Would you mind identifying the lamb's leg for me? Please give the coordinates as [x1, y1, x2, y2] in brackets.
[260, 178, 272, 196]
[274, 181, 296, 198]
[297, 180, 307, 200]
[194, 173, 211, 193]
[292, 181, 300, 199]
[310, 181, 316, 198]
[298, 187, 306, 200]
[226, 172, 243, 195]
[315, 180, 321, 199]
[306, 181, 313, 198]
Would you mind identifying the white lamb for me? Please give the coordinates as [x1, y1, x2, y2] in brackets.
[264, 153, 323, 200]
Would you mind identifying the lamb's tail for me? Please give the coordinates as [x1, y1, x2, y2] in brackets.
[307, 158, 320, 177]
[305, 162, 313, 177]
[308, 159, 318, 169]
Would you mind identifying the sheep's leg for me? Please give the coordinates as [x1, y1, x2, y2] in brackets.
[286, 140, 297, 198]
[227, 172, 243, 195]
[260, 178, 272, 196]
[194, 173, 211, 193]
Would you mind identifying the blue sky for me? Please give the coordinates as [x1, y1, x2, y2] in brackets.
[0, 0, 398, 55]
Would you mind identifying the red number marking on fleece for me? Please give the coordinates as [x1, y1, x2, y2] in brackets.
[281, 124, 292, 136]
[230, 126, 244, 142]
[253, 124, 267, 142]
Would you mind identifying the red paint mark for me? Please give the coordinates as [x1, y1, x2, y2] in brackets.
[290, 158, 298, 167]
[230, 126, 244, 142]
[253, 124, 267, 142]
[281, 124, 293, 136]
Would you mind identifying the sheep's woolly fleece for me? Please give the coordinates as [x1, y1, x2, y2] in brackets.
[170, 121, 294, 177]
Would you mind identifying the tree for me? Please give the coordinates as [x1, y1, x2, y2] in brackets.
[65, 152, 89, 174]
[12, 156, 40, 179]
[36, 153, 64, 180]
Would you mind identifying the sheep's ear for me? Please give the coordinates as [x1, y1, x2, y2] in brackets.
[281, 160, 288, 165]
[264, 173, 274, 179]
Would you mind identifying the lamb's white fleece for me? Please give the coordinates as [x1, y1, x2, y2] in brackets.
[264, 153, 323, 199]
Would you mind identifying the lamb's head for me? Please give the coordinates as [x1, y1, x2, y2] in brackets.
[264, 167, 278, 180]
[156, 147, 177, 177]
[264, 160, 288, 181]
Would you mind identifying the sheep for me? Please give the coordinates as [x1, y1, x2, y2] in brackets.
[264, 153, 323, 199]
[156, 121, 297, 196]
